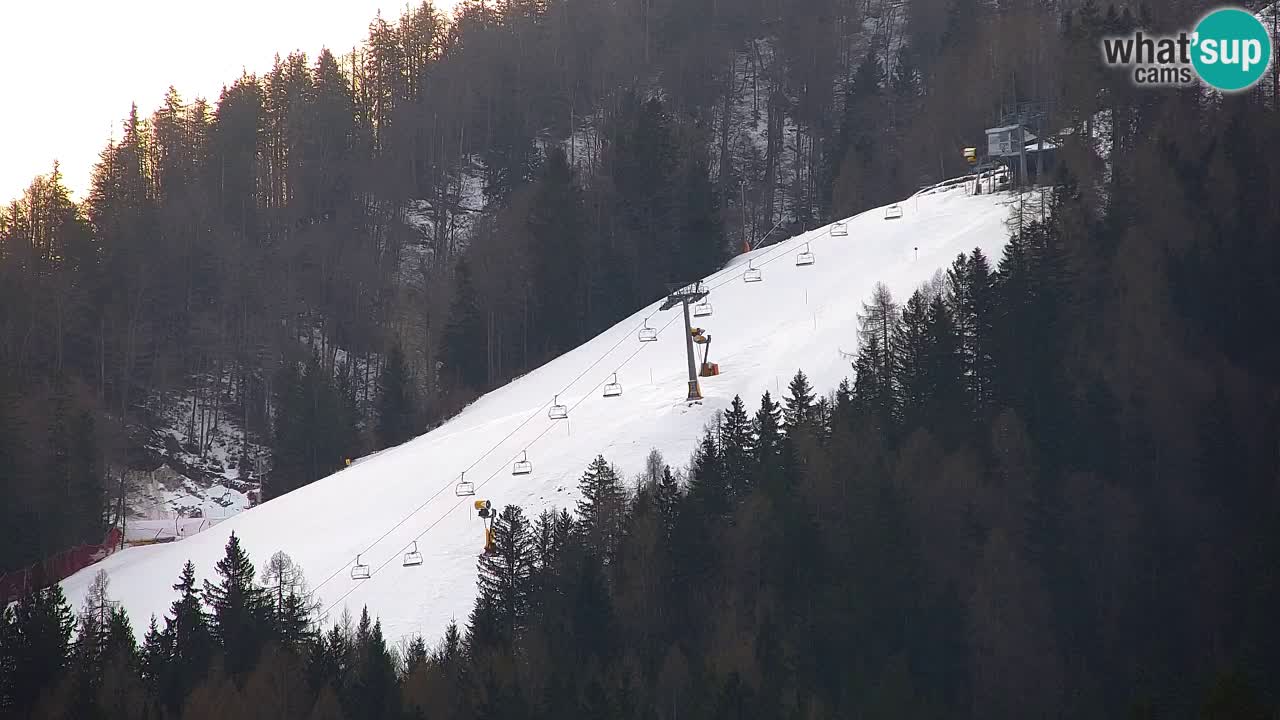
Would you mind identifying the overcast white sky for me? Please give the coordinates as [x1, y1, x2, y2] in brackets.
[0, 0, 457, 203]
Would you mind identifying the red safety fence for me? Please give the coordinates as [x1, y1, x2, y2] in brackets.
[0, 527, 123, 608]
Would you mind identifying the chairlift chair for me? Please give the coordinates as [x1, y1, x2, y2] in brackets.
[796, 243, 816, 266]
[743, 260, 762, 283]
[638, 320, 658, 342]
[603, 373, 623, 398]
[831, 221, 849, 237]
[351, 555, 371, 580]
[403, 541, 424, 567]
[455, 473, 475, 497]
[693, 299, 713, 317]
[548, 395, 568, 420]
[884, 204, 903, 220]
[512, 451, 533, 476]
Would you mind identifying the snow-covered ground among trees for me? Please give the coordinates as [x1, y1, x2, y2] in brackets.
[64, 180, 1016, 646]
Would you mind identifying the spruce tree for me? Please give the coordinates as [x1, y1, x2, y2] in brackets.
[688, 427, 728, 513]
[528, 147, 588, 355]
[376, 344, 416, 449]
[203, 532, 271, 675]
[923, 294, 966, 445]
[654, 467, 682, 544]
[6, 585, 75, 716]
[576, 455, 627, 561]
[351, 609, 397, 720]
[476, 505, 536, 645]
[783, 370, 817, 431]
[269, 361, 307, 499]
[162, 560, 212, 711]
[443, 256, 487, 390]
[720, 395, 754, 499]
[752, 389, 783, 489]
[894, 290, 932, 430]
[139, 615, 165, 697]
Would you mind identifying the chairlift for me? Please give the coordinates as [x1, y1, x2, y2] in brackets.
[638, 320, 658, 342]
[351, 555, 370, 580]
[884, 204, 903, 220]
[548, 395, 568, 420]
[693, 299, 713, 318]
[455, 473, 475, 497]
[603, 373, 623, 398]
[796, 243, 816, 267]
[743, 260, 762, 283]
[403, 541, 423, 567]
[512, 450, 533, 476]
[831, 221, 849, 237]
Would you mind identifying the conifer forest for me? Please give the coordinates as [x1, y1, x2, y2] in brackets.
[2, 0, 1280, 717]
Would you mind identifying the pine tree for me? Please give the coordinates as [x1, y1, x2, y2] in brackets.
[528, 147, 588, 355]
[753, 390, 784, 483]
[719, 395, 754, 499]
[476, 505, 536, 645]
[576, 456, 627, 561]
[376, 344, 416, 449]
[654, 466, 682, 543]
[783, 370, 817, 431]
[162, 561, 213, 712]
[894, 290, 932, 430]
[269, 361, 308, 499]
[6, 585, 74, 716]
[351, 608, 397, 720]
[203, 532, 271, 675]
[443, 256, 487, 390]
[675, 144, 726, 279]
[688, 427, 728, 513]
[139, 615, 165, 696]
[946, 249, 995, 421]
[403, 635, 428, 675]
[923, 293, 966, 446]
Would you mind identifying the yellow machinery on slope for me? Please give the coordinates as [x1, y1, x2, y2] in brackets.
[691, 327, 719, 377]
[476, 499, 496, 557]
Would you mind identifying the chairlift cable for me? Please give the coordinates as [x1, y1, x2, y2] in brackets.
[314, 209, 869, 601]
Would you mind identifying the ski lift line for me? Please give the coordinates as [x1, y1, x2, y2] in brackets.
[318, 216, 834, 600]
[323, 311, 691, 620]
[320, 418, 567, 622]
[315, 308, 674, 597]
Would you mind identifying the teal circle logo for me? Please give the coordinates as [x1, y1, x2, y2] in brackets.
[1191, 8, 1272, 91]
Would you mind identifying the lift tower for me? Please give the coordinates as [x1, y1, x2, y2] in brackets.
[661, 281, 711, 402]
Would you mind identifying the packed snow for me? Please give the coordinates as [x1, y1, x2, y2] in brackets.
[63, 181, 1018, 645]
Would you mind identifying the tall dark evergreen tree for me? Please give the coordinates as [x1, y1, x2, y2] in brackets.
[2, 586, 74, 716]
[528, 147, 588, 356]
[376, 344, 416, 448]
[160, 560, 213, 711]
[576, 455, 627, 561]
[476, 505, 536, 645]
[719, 395, 754, 499]
[443, 256, 487, 390]
[783, 370, 817, 432]
[203, 533, 271, 675]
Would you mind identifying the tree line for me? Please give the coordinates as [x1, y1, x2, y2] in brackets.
[6, 146, 1280, 714]
[3, 6, 1280, 704]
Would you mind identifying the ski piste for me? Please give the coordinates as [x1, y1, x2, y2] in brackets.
[62, 179, 1017, 647]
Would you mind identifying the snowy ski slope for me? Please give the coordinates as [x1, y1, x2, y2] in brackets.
[63, 181, 1017, 645]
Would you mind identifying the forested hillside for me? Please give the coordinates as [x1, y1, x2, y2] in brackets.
[3, 3, 1280, 716]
